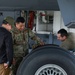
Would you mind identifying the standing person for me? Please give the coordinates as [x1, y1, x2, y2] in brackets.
[0, 16, 14, 75]
[11, 17, 44, 75]
[57, 28, 75, 50]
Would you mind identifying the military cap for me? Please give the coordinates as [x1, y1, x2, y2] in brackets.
[4, 16, 15, 26]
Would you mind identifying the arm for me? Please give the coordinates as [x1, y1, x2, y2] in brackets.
[5, 33, 13, 67]
[28, 29, 45, 48]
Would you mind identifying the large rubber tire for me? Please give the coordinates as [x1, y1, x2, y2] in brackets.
[17, 44, 75, 75]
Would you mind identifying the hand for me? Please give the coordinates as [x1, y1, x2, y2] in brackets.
[4, 63, 8, 69]
[40, 41, 45, 45]
[32, 42, 45, 49]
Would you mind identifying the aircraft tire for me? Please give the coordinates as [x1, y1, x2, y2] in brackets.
[17, 44, 75, 75]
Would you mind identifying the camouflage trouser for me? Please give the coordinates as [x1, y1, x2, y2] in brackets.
[12, 57, 23, 75]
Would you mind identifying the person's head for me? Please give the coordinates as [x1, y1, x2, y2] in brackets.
[2, 16, 14, 31]
[57, 29, 68, 41]
[15, 17, 25, 31]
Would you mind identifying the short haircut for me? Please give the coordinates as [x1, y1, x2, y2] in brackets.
[57, 29, 68, 37]
[16, 17, 25, 23]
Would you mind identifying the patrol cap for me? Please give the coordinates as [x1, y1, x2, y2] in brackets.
[4, 16, 15, 26]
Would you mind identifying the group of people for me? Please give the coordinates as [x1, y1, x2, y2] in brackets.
[0, 16, 75, 75]
[0, 16, 44, 75]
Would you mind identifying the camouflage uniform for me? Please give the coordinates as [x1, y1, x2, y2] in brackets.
[11, 27, 43, 75]
[60, 33, 75, 50]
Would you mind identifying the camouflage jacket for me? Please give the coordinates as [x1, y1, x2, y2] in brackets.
[11, 27, 43, 57]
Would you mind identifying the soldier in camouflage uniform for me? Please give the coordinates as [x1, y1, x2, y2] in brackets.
[57, 28, 75, 50]
[11, 17, 44, 75]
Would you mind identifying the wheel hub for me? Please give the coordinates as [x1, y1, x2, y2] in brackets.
[35, 64, 67, 75]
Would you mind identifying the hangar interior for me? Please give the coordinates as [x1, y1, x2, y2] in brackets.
[0, 0, 75, 49]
